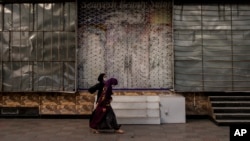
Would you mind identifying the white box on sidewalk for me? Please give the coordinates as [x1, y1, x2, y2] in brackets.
[159, 95, 186, 123]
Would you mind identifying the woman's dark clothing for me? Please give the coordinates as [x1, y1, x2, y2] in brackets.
[88, 82, 104, 103]
[88, 73, 105, 103]
[89, 78, 120, 130]
[102, 107, 120, 129]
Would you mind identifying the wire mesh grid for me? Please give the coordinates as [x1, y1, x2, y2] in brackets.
[78, 1, 173, 89]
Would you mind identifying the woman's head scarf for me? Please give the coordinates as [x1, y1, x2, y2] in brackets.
[105, 78, 118, 87]
[97, 73, 106, 82]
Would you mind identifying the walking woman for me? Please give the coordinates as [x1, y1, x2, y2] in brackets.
[89, 78, 124, 134]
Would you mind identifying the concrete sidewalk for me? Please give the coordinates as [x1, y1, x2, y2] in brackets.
[0, 118, 229, 141]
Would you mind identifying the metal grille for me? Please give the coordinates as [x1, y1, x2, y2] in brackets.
[0, 2, 76, 92]
[174, 4, 250, 92]
[78, 1, 173, 89]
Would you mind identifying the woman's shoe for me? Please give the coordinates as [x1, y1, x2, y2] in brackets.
[115, 129, 124, 134]
[91, 129, 100, 134]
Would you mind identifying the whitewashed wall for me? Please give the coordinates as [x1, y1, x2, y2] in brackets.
[78, 1, 173, 89]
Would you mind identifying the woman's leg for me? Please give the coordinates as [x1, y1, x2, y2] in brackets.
[89, 106, 106, 130]
[106, 107, 120, 129]
[108, 107, 124, 133]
